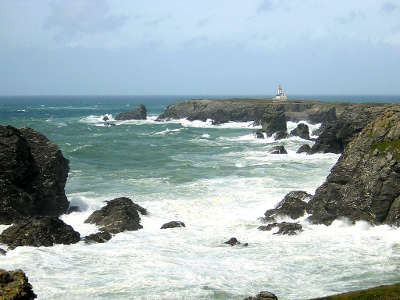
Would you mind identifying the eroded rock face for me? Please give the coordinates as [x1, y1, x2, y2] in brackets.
[307, 107, 400, 226]
[244, 291, 278, 300]
[269, 146, 287, 154]
[296, 144, 311, 154]
[85, 197, 146, 234]
[0, 126, 70, 224]
[258, 222, 303, 235]
[290, 123, 310, 140]
[160, 221, 185, 229]
[263, 191, 312, 221]
[0, 269, 37, 300]
[0, 217, 80, 249]
[115, 104, 147, 120]
[262, 108, 288, 140]
[84, 231, 112, 244]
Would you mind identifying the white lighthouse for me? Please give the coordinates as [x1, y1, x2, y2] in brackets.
[274, 84, 287, 100]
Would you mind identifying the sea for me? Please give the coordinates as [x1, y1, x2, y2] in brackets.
[1, 95, 400, 300]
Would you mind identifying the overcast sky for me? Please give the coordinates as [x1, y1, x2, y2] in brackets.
[0, 0, 399, 95]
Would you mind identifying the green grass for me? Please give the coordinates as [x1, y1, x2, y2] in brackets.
[370, 139, 400, 161]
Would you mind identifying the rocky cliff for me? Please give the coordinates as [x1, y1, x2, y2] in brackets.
[307, 106, 400, 225]
[0, 125, 70, 224]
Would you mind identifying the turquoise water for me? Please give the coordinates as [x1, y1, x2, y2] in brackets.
[1, 95, 400, 300]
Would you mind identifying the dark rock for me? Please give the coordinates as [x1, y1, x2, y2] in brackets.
[307, 106, 400, 226]
[310, 105, 389, 154]
[0, 269, 37, 299]
[258, 222, 303, 235]
[290, 123, 310, 140]
[264, 191, 312, 221]
[262, 107, 288, 140]
[85, 197, 146, 234]
[160, 221, 185, 229]
[0, 217, 80, 249]
[84, 231, 112, 244]
[66, 205, 81, 214]
[224, 237, 242, 246]
[269, 146, 287, 154]
[0, 248, 6, 255]
[244, 291, 278, 300]
[102, 115, 109, 121]
[296, 144, 311, 154]
[0, 125, 70, 224]
[115, 104, 147, 120]
[312, 127, 323, 136]
[255, 129, 264, 139]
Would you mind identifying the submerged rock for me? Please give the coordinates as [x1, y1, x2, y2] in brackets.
[296, 144, 311, 154]
[0, 269, 37, 299]
[0, 125, 70, 224]
[224, 237, 247, 246]
[160, 221, 185, 229]
[0, 248, 6, 256]
[115, 104, 147, 120]
[244, 291, 278, 300]
[258, 222, 303, 235]
[269, 146, 287, 154]
[85, 197, 147, 234]
[263, 191, 312, 221]
[290, 123, 310, 140]
[84, 231, 112, 244]
[0, 217, 80, 249]
[307, 106, 400, 226]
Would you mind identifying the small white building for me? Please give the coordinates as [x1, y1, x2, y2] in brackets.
[274, 84, 287, 100]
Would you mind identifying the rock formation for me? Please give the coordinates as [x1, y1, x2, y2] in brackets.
[84, 231, 112, 244]
[244, 291, 278, 300]
[85, 197, 147, 234]
[269, 146, 287, 154]
[296, 144, 311, 154]
[0, 269, 37, 300]
[0, 248, 6, 256]
[160, 221, 185, 229]
[263, 191, 312, 222]
[307, 107, 400, 226]
[258, 222, 303, 235]
[0, 125, 70, 224]
[290, 123, 310, 140]
[261, 107, 288, 139]
[115, 104, 147, 120]
[224, 237, 248, 246]
[0, 217, 80, 249]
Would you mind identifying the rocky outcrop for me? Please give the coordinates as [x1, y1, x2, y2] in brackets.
[85, 197, 147, 234]
[261, 107, 288, 139]
[0, 269, 37, 299]
[307, 107, 400, 226]
[0, 125, 70, 224]
[269, 146, 287, 154]
[84, 231, 112, 244]
[290, 123, 310, 140]
[255, 129, 264, 139]
[258, 222, 303, 235]
[224, 237, 248, 246]
[310, 104, 389, 154]
[296, 144, 311, 153]
[0, 217, 80, 249]
[244, 291, 278, 300]
[263, 191, 312, 222]
[160, 221, 185, 229]
[115, 104, 147, 120]
[0, 248, 6, 255]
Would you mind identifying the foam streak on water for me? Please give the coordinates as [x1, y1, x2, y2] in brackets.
[1, 98, 400, 300]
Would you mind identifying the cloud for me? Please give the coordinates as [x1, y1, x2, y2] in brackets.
[258, 0, 274, 12]
[381, 2, 399, 14]
[45, 0, 128, 39]
[335, 11, 365, 24]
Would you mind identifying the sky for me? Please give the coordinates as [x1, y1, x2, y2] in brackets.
[0, 0, 399, 96]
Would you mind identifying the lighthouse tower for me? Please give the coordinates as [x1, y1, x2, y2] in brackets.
[274, 84, 287, 100]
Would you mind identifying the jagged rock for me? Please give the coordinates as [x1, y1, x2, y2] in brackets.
[290, 123, 310, 140]
[262, 107, 288, 140]
[0, 248, 6, 255]
[0, 125, 70, 224]
[244, 291, 278, 300]
[255, 129, 264, 139]
[258, 222, 303, 235]
[115, 104, 147, 120]
[0, 269, 37, 299]
[296, 144, 311, 154]
[263, 191, 312, 221]
[85, 197, 146, 234]
[312, 127, 323, 136]
[66, 205, 81, 214]
[84, 231, 112, 244]
[307, 107, 400, 226]
[269, 146, 287, 154]
[102, 115, 109, 121]
[160, 221, 185, 229]
[0, 217, 80, 249]
[224, 237, 247, 246]
[310, 104, 389, 154]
